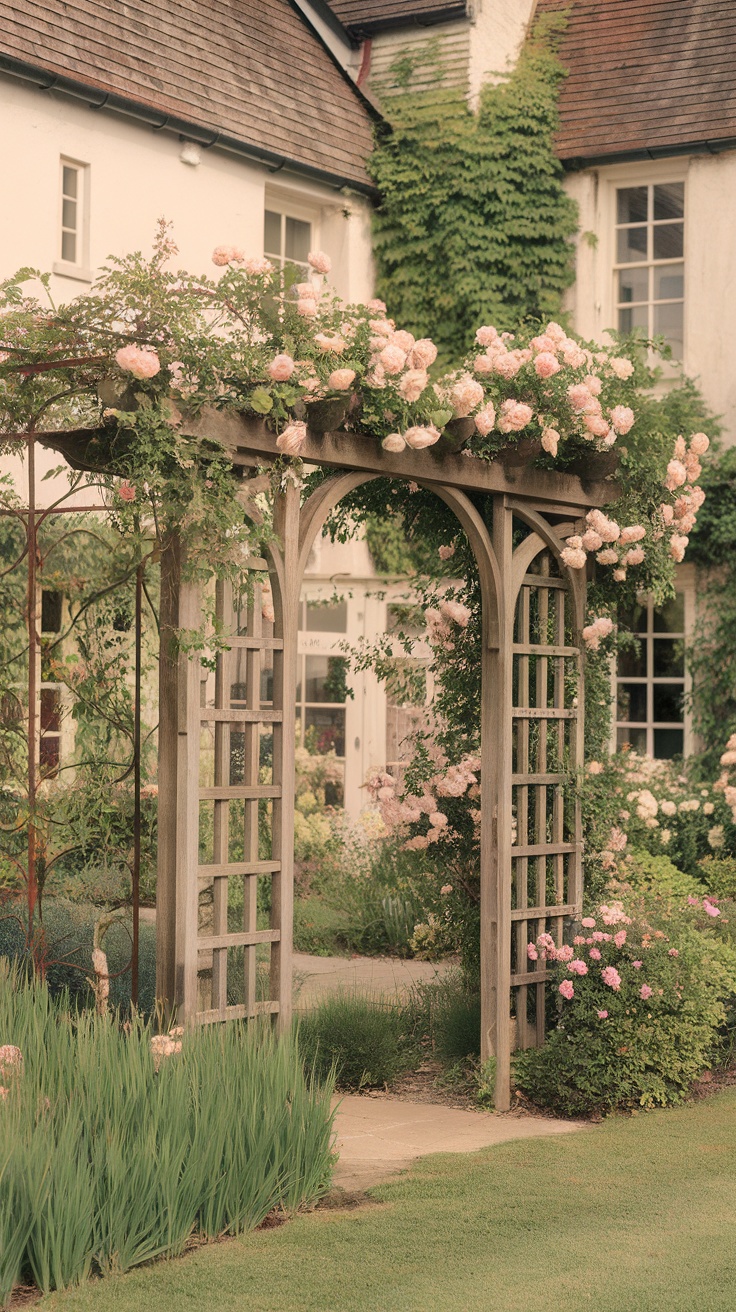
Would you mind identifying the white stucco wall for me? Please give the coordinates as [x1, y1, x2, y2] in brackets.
[468, 0, 536, 108]
[564, 152, 736, 445]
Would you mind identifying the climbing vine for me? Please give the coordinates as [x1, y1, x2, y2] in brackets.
[368, 13, 578, 364]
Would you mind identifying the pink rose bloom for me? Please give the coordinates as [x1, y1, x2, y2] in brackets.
[569, 959, 588, 975]
[366, 298, 387, 314]
[404, 424, 440, 450]
[493, 351, 523, 380]
[530, 334, 556, 353]
[624, 546, 645, 566]
[690, 431, 710, 456]
[382, 433, 406, 453]
[556, 944, 574, 963]
[589, 947, 602, 960]
[244, 257, 274, 275]
[596, 548, 619, 565]
[0, 1045, 23, 1070]
[441, 599, 472, 628]
[563, 342, 587, 368]
[408, 339, 438, 370]
[390, 329, 415, 353]
[398, 369, 429, 402]
[704, 900, 721, 917]
[619, 525, 646, 544]
[314, 332, 346, 354]
[276, 421, 307, 455]
[573, 935, 585, 945]
[527, 943, 539, 961]
[669, 534, 689, 562]
[328, 368, 356, 390]
[613, 930, 627, 948]
[307, 250, 331, 274]
[297, 298, 317, 317]
[581, 917, 596, 929]
[632, 960, 643, 970]
[379, 343, 407, 374]
[559, 979, 575, 1000]
[474, 353, 495, 374]
[568, 383, 594, 412]
[475, 325, 499, 347]
[541, 427, 560, 456]
[561, 545, 587, 570]
[534, 351, 561, 379]
[610, 356, 634, 380]
[601, 966, 622, 991]
[613, 568, 627, 582]
[639, 984, 653, 1000]
[581, 529, 602, 551]
[592, 931, 605, 942]
[293, 282, 316, 300]
[438, 544, 455, 560]
[475, 403, 496, 436]
[498, 399, 533, 433]
[449, 375, 485, 418]
[268, 353, 295, 382]
[115, 344, 161, 379]
[668, 948, 679, 957]
[584, 414, 610, 438]
[117, 481, 136, 503]
[212, 245, 233, 266]
[609, 405, 635, 434]
[596, 1009, 609, 1019]
[665, 459, 688, 491]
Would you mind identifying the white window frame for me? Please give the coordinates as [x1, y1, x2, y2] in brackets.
[611, 571, 695, 759]
[53, 157, 92, 282]
[595, 160, 688, 369]
[264, 190, 321, 278]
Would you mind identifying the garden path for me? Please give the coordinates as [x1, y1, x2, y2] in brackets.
[332, 1096, 585, 1190]
[292, 952, 453, 1007]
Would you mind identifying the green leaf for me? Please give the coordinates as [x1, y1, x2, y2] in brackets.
[428, 409, 453, 428]
[249, 388, 274, 414]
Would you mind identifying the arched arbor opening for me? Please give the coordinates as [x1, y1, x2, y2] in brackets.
[152, 412, 609, 1110]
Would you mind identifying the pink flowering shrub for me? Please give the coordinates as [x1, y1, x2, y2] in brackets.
[515, 893, 736, 1114]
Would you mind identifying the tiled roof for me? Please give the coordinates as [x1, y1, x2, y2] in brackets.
[537, 0, 736, 164]
[328, 0, 467, 37]
[0, 0, 377, 189]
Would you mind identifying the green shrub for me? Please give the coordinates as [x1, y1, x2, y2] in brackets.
[297, 993, 412, 1090]
[625, 849, 706, 900]
[407, 971, 481, 1063]
[698, 855, 736, 900]
[0, 966, 335, 1301]
[0, 899, 157, 1015]
[515, 894, 736, 1116]
[293, 898, 352, 956]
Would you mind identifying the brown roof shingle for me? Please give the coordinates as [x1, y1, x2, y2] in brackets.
[537, 0, 736, 164]
[0, 0, 377, 189]
[328, 0, 466, 37]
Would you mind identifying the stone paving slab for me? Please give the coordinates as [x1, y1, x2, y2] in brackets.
[332, 1095, 586, 1191]
[293, 952, 453, 1007]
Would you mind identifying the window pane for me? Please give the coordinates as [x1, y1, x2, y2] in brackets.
[654, 728, 683, 759]
[653, 638, 684, 677]
[618, 602, 647, 633]
[617, 266, 648, 304]
[617, 640, 646, 677]
[264, 210, 282, 257]
[617, 683, 647, 722]
[653, 222, 683, 259]
[62, 165, 78, 198]
[40, 688, 61, 733]
[654, 264, 684, 300]
[304, 656, 348, 703]
[653, 301, 683, 356]
[617, 726, 647, 752]
[305, 599, 347, 632]
[61, 231, 76, 263]
[285, 217, 311, 264]
[617, 226, 647, 263]
[62, 198, 77, 230]
[305, 706, 345, 756]
[618, 304, 648, 335]
[39, 736, 60, 776]
[617, 187, 648, 224]
[653, 594, 684, 632]
[653, 684, 684, 722]
[41, 590, 63, 632]
[654, 182, 684, 220]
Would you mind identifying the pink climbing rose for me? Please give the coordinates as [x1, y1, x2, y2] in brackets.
[601, 966, 622, 991]
[559, 979, 575, 1000]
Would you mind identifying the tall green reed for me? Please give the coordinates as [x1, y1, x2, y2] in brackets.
[0, 965, 335, 1303]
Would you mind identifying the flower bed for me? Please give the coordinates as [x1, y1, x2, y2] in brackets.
[0, 966, 334, 1305]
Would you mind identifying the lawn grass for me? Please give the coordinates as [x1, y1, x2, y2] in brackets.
[44, 1089, 736, 1312]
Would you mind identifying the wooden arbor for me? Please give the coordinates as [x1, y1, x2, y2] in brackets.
[156, 413, 611, 1110]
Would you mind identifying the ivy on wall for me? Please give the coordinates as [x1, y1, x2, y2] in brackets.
[368, 13, 578, 363]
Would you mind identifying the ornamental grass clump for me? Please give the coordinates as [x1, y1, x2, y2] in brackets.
[514, 896, 736, 1116]
[0, 965, 335, 1306]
